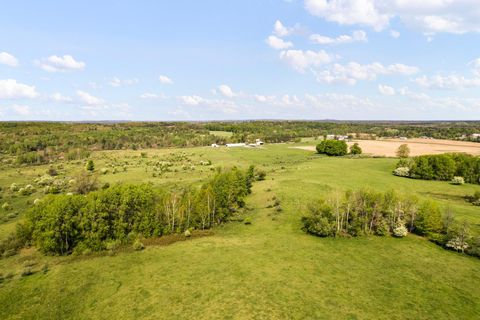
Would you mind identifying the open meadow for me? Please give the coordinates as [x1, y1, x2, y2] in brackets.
[1, 143, 479, 319]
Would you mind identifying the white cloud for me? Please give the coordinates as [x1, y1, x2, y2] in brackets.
[310, 30, 367, 45]
[77, 90, 104, 106]
[159, 75, 173, 84]
[140, 92, 166, 99]
[273, 20, 297, 37]
[179, 95, 204, 106]
[266, 35, 294, 49]
[254, 94, 277, 103]
[414, 74, 480, 90]
[470, 58, 480, 77]
[109, 77, 139, 87]
[10, 104, 31, 116]
[217, 84, 238, 98]
[305, 0, 391, 31]
[390, 30, 401, 38]
[50, 93, 73, 103]
[378, 84, 396, 95]
[304, 0, 480, 34]
[0, 79, 39, 99]
[315, 62, 419, 85]
[279, 49, 333, 72]
[281, 94, 301, 105]
[0, 52, 19, 67]
[37, 55, 85, 72]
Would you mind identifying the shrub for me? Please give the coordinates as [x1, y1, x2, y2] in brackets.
[415, 201, 443, 235]
[100, 168, 109, 175]
[446, 237, 469, 253]
[451, 176, 465, 185]
[133, 240, 144, 251]
[85, 160, 95, 172]
[71, 171, 98, 194]
[393, 221, 408, 237]
[393, 167, 410, 177]
[47, 167, 58, 176]
[10, 183, 19, 192]
[20, 267, 34, 277]
[2, 202, 11, 210]
[244, 217, 252, 225]
[349, 143, 362, 155]
[184, 229, 191, 237]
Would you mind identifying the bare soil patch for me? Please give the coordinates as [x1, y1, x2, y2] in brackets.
[294, 138, 480, 157]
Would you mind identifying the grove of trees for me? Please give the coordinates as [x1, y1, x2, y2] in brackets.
[302, 189, 479, 257]
[394, 153, 480, 184]
[2, 167, 259, 256]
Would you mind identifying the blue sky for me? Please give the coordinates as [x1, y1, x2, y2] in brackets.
[1, 0, 480, 120]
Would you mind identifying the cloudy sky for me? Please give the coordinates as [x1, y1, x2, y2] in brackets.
[1, 0, 480, 121]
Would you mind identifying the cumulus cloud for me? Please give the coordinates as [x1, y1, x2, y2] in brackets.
[50, 93, 73, 103]
[414, 74, 480, 90]
[109, 77, 139, 87]
[378, 84, 396, 95]
[0, 79, 39, 99]
[140, 92, 166, 99]
[254, 94, 277, 103]
[304, 0, 480, 34]
[310, 30, 367, 45]
[279, 49, 333, 72]
[315, 62, 419, 84]
[159, 75, 173, 84]
[10, 104, 31, 116]
[273, 20, 297, 37]
[266, 35, 294, 49]
[77, 90, 104, 106]
[390, 30, 401, 38]
[36, 55, 85, 72]
[179, 95, 204, 106]
[217, 84, 238, 98]
[0, 52, 19, 67]
[305, 0, 390, 31]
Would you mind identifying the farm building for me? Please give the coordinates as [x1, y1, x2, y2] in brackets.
[211, 143, 219, 148]
[226, 143, 246, 147]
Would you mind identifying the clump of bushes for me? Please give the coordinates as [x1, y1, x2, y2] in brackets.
[316, 140, 348, 156]
[394, 153, 480, 184]
[349, 143, 362, 155]
[302, 189, 479, 257]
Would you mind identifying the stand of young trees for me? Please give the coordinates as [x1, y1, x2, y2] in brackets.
[302, 189, 479, 257]
[5, 167, 259, 256]
[395, 153, 480, 184]
[316, 140, 348, 156]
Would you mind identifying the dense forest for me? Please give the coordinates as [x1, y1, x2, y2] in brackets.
[1, 121, 479, 165]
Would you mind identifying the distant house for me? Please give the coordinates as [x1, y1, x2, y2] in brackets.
[472, 133, 480, 140]
[399, 137, 408, 140]
[326, 134, 336, 140]
[255, 139, 264, 145]
[211, 143, 219, 148]
[226, 143, 246, 147]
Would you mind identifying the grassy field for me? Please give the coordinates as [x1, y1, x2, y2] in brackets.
[1, 143, 480, 319]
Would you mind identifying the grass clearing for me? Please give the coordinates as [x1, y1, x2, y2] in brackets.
[1, 143, 480, 319]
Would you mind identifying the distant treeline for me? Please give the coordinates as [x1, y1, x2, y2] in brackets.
[1, 121, 480, 165]
[395, 153, 480, 184]
[1, 167, 259, 256]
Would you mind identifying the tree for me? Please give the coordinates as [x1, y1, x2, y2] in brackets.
[396, 144, 410, 158]
[71, 171, 98, 194]
[349, 143, 362, 155]
[85, 160, 95, 172]
[316, 140, 348, 156]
